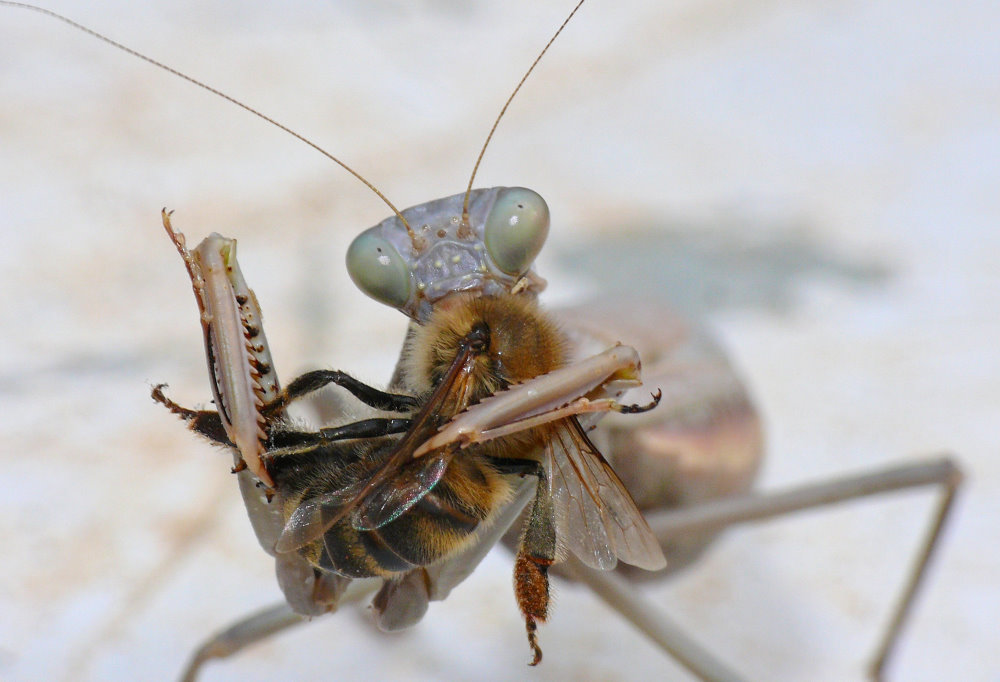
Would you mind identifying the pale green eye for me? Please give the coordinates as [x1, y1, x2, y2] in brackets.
[484, 187, 549, 276]
[346, 231, 411, 309]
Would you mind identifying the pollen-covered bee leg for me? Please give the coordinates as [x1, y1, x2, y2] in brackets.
[151, 384, 232, 446]
[514, 469, 557, 666]
[265, 369, 419, 416]
[489, 460, 554, 663]
[486, 456, 554, 663]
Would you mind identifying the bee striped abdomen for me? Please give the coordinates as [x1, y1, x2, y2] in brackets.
[313, 455, 511, 578]
[318, 520, 416, 577]
[414, 486, 482, 535]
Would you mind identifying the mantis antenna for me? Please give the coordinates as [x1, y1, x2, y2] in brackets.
[461, 0, 588, 226]
[3, 1, 413, 234]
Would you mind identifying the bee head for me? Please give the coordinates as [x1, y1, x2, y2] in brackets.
[403, 293, 567, 410]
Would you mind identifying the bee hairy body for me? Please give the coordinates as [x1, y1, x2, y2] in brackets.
[267, 292, 567, 580]
[267, 439, 513, 578]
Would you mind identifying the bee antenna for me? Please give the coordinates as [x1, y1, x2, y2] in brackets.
[6, 1, 413, 234]
[461, 0, 587, 226]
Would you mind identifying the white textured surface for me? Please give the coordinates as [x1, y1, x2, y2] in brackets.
[1, 1, 997, 680]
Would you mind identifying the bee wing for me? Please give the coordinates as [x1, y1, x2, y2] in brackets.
[276, 334, 483, 553]
[548, 418, 666, 571]
[272, 446, 453, 552]
[374, 480, 536, 631]
[353, 450, 453, 530]
[274, 477, 369, 553]
[424, 479, 535, 600]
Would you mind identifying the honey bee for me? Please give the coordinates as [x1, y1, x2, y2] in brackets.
[154, 186, 666, 666]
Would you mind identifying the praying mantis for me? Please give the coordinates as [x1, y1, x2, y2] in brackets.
[2, 2, 991, 680]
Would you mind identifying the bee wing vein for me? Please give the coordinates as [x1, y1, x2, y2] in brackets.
[548, 419, 666, 571]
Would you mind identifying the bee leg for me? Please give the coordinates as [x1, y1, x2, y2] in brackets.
[501, 460, 555, 666]
[268, 418, 413, 449]
[514, 553, 549, 666]
[151, 384, 232, 446]
[487, 458, 554, 664]
[265, 369, 419, 415]
[489, 457, 545, 479]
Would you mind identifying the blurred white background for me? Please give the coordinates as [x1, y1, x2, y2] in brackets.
[1, 1, 997, 680]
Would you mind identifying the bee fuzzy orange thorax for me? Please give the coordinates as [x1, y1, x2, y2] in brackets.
[404, 292, 569, 409]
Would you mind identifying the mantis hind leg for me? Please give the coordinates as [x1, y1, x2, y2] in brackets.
[179, 580, 378, 682]
[557, 455, 961, 681]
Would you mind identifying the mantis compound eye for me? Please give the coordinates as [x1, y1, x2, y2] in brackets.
[346, 230, 412, 309]
[483, 187, 549, 276]
[345, 187, 549, 319]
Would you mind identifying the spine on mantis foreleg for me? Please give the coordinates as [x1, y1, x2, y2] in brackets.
[160, 209, 280, 489]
